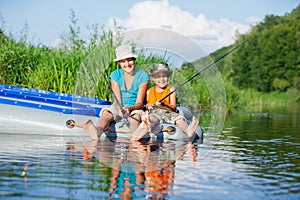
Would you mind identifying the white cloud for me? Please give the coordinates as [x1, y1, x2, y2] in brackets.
[108, 0, 251, 58]
[245, 16, 262, 25]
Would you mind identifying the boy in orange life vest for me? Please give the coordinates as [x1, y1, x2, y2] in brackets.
[131, 63, 199, 140]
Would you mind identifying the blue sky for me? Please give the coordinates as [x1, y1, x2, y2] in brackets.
[0, 0, 299, 59]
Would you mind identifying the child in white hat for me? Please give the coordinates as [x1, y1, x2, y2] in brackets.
[83, 44, 149, 140]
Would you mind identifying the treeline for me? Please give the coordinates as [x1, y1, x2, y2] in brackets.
[230, 5, 300, 93]
[186, 4, 300, 111]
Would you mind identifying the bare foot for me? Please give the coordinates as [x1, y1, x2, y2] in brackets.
[130, 121, 149, 141]
[130, 111, 151, 140]
[131, 112, 151, 141]
[82, 119, 103, 140]
[186, 116, 199, 138]
[141, 111, 151, 127]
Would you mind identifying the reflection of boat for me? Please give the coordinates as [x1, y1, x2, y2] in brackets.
[0, 84, 203, 142]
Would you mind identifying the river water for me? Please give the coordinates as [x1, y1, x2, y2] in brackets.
[0, 104, 299, 199]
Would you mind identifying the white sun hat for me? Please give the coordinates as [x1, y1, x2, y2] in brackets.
[114, 44, 138, 61]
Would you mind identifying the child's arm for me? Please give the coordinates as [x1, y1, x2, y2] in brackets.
[159, 85, 177, 112]
[145, 89, 153, 110]
[167, 85, 177, 110]
[147, 86, 178, 112]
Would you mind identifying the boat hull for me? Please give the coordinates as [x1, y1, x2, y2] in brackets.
[0, 103, 97, 137]
[0, 84, 203, 142]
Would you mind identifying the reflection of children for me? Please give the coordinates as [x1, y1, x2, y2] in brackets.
[109, 166, 145, 199]
[66, 135, 197, 199]
[131, 63, 199, 140]
[144, 160, 175, 198]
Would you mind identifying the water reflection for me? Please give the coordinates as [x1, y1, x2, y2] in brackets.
[67, 137, 199, 199]
[217, 111, 300, 197]
[0, 107, 299, 199]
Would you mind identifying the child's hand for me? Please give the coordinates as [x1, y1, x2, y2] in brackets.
[155, 101, 162, 106]
[114, 105, 124, 116]
[152, 101, 163, 109]
[147, 103, 156, 110]
[141, 111, 149, 123]
[150, 104, 158, 109]
[122, 107, 130, 118]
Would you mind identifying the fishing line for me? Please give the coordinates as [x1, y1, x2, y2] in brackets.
[158, 40, 248, 103]
[98, 70, 127, 119]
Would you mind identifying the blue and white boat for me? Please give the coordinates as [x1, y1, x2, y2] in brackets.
[0, 84, 203, 142]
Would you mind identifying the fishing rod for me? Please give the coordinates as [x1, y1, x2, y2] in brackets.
[98, 70, 127, 118]
[159, 40, 248, 103]
[98, 70, 140, 123]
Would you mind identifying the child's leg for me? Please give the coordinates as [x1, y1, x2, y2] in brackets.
[131, 111, 149, 140]
[83, 110, 113, 140]
[128, 113, 142, 131]
[176, 116, 199, 138]
[149, 115, 160, 129]
[82, 119, 103, 140]
[97, 110, 114, 130]
[131, 112, 159, 140]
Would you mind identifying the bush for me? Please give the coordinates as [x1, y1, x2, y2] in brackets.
[273, 78, 291, 91]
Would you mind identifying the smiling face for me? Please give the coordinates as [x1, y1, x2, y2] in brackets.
[117, 57, 136, 74]
[151, 72, 169, 89]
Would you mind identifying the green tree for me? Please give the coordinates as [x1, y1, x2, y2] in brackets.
[229, 4, 300, 93]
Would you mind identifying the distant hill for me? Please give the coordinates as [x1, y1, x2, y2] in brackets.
[189, 4, 300, 94]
